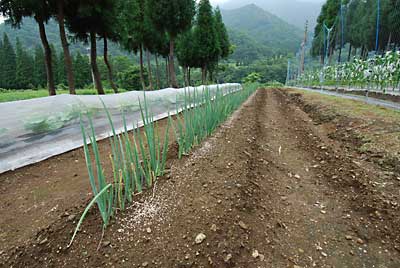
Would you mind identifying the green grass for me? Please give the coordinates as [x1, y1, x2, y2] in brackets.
[0, 88, 127, 103]
[293, 89, 400, 121]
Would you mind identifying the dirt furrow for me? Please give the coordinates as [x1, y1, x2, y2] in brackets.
[2, 89, 400, 268]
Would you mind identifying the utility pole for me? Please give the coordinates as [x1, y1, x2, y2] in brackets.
[375, 0, 381, 53]
[299, 20, 308, 75]
[338, 0, 345, 63]
[286, 60, 291, 86]
[323, 22, 334, 66]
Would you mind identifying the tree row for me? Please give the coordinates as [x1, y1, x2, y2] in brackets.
[0, 0, 230, 95]
[311, 0, 400, 63]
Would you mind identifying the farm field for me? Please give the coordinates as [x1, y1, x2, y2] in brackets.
[1, 88, 399, 267]
[0, 88, 128, 103]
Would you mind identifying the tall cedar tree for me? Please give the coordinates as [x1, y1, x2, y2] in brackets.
[33, 46, 46, 88]
[0, 0, 56, 95]
[53, 0, 76, 94]
[56, 50, 66, 85]
[65, 0, 114, 95]
[0, 38, 3, 88]
[214, 8, 230, 60]
[15, 37, 34, 88]
[0, 33, 16, 89]
[120, 0, 148, 90]
[98, 0, 120, 93]
[212, 7, 230, 82]
[194, 0, 219, 84]
[176, 29, 196, 87]
[73, 52, 92, 88]
[147, 0, 195, 88]
[312, 0, 400, 58]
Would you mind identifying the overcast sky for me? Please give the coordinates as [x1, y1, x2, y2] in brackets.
[210, 0, 324, 4]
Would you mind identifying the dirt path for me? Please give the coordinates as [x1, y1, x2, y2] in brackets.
[2, 89, 400, 267]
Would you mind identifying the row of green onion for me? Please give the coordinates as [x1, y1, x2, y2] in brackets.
[69, 84, 258, 247]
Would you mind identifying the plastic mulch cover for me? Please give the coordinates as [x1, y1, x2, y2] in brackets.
[0, 83, 242, 174]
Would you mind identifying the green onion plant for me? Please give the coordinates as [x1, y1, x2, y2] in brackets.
[70, 84, 257, 246]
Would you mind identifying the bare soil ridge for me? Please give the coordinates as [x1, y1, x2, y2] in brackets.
[1, 89, 399, 267]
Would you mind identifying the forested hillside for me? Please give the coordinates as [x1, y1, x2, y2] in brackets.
[0, 2, 301, 91]
[0, 4, 302, 64]
[221, 4, 302, 59]
[0, 18, 128, 56]
[221, 0, 323, 28]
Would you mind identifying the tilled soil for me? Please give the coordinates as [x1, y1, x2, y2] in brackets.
[1, 89, 400, 268]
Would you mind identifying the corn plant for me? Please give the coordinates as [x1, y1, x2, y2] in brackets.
[291, 51, 400, 92]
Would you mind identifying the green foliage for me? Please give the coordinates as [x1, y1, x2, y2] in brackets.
[117, 66, 148, 91]
[176, 29, 197, 69]
[33, 46, 46, 88]
[0, 17, 126, 55]
[23, 106, 86, 134]
[214, 8, 230, 60]
[219, 56, 289, 84]
[193, 0, 219, 70]
[0, 33, 16, 89]
[73, 52, 92, 89]
[147, 0, 196, 39]
[15, 38, 34, 89]
[312, 0, 400, 57]
[243, 72, 262, 84]
[221, 4, 302, 61]
[292, 51, 400, 92]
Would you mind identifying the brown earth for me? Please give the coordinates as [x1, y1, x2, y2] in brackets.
[1, 88, 400, 267]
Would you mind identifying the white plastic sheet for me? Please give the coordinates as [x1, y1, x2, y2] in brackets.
[0, 84, 242, 174]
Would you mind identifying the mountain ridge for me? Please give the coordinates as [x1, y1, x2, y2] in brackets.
[221, 4, 302, 57]
[0, 4, 302, 64]
[221, 0, 323, 29]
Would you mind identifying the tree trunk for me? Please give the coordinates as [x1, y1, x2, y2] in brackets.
[139, 44, 146, 91]
[103, 37, 118, 93]
[201, 65, 207, 85]
[188, 68, 191, 87]
[37, 17, 56, 96]
[183, 66, 188, 87]
[183, 66, 190, 87]
[386, 32, 392, 52]
[169, 38, 178, 88]
[155, 55, 161, 90]
[347, 43, 352, 62]
[90, 30, 105, 95]
[165, 57, 169, 86]
[57, 0, 75, 94]
[338, 44, 342, 63]
[216, 60, 219, 84]
[146, 49, 154, 90]
[360, 45, 365, 59]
